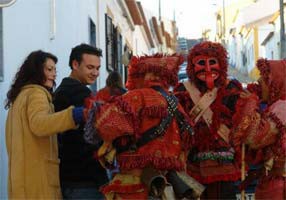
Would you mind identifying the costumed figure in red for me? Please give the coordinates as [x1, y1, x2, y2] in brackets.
[84, 54, 204, 199]
[232, 59, 286, 199]
[174, 41, 243, 199]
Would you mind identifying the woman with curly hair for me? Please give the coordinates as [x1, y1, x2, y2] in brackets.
[5, 50, 84, 199]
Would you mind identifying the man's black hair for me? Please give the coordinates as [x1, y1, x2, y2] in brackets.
[69, 43, 102, 69]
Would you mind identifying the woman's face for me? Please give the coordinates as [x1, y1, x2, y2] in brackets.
[43, 58, 57, 89]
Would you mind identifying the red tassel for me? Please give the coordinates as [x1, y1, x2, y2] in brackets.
[188, 171, 241, 184]
[117, 154, 185, 171]
[100, 183, 146, 194]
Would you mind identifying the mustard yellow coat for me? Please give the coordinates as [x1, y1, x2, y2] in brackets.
[5, 84, 77, 199]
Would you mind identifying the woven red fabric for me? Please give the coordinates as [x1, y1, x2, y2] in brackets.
[126, 54, 184, 90]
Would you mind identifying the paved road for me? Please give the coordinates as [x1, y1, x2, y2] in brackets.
[228, 67, 255, 84]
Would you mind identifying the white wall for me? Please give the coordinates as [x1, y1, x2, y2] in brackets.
[263, 21, 280, 60]
[95, 0, 108, 90]
[264, 32, 280, 59]
[244, 32, 255, 74]
[133, 26, 149, 55]
[228, 35, 237, 68]
[236, 35, 244, 72]
[106, 0, 134, 48]
[0, 0, 109, 198]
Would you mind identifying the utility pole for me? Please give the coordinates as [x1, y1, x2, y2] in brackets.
[158, 0, 162, 52]
[222, 0, 226, 46]
[280, 0, 286, 58]
[159, 0, 161, 21]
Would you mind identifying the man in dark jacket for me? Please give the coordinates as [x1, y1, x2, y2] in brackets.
[53, 43, 108, 199]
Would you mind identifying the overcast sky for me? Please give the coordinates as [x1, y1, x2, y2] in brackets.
[139, 0, 237, 39]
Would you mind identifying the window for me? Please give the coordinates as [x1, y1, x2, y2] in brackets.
[89, 18, 96, 47]
[105, 14, 123, 74]
[105, 14, 114, 72]
[117, 34, 123, 75]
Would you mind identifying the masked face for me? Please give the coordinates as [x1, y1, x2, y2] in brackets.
[193, 55, 220, 89]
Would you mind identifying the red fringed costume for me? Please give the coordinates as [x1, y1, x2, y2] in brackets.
[232, 59, 286, 200]
[85, 54, 194, 199]
[174, 41, 242, 199]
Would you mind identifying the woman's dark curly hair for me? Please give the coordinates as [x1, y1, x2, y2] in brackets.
[5, 50, 57, 109]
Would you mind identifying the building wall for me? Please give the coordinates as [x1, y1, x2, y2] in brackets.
[106, 0, 134, 49]
[227, 33, 247, 74]
[263, 21, 280, 60]
[264, 33, 280, 59]
[236, 35, 245, 72]
[133, 25, 150, 55]
[228, 35, 237, 68]
[222, 0, 284, 80]
[96, 0, 108, 89]
[244, 31, 255, 74]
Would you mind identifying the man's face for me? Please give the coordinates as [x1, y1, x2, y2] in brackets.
[193, 55, 220, 89]
[73, 53, 100, 85]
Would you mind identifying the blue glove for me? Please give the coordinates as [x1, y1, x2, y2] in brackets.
[259, 102, 267, 112]
[72, 106, 84, 125]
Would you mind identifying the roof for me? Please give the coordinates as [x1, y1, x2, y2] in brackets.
[125, 0, 143, 25]
[117, 0, 135, 31]
[161, 21, 165, 34]
[235, 0, 279, 28]
[152, 17, 163, 44]
[136, 1, 155, 48]
[261, 31, 274, 46]
[165, 32, 171, 48]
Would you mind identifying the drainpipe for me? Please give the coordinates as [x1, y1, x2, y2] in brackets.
[280, 0, 286, 58]
[222, 0, 226, 46]
[97, 0, 101, 89]
[50, 0, 56, 40]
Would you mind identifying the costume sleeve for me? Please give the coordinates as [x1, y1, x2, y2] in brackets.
[174, 83, 193, 112]
[95, 90, 143, 142]
[232, 94, 279, 150]
[245, 114, 279, 149]
[27, 89, 77, 136]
